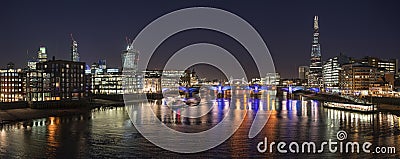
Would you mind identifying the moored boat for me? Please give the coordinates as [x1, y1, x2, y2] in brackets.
[323, 101, 377, 112]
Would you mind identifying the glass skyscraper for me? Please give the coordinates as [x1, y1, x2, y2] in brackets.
[71, 34, 79, 62]
[122, 44, 139, 71]
[121, 44, 142, 94]
[322, 53, 350, 92]
[308, 16, 323, 88]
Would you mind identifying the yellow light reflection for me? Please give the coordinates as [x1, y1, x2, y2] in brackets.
[282, 100, 287, 111]
[302, 100, 307, 116]
[236, 98, 240, 110]
[0, 128, 6, 145]
[266, 93, 270, 111]
[271, 99, 276, 110]
[397, 117, 400, 128]
[47, 117, 59, 149]
[292, 100, 297, 113]
[243, 94, 247, 110]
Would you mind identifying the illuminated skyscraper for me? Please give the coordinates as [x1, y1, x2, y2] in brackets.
[38, 46, 47, 63]
[322, 53, 350, 92]
[71, 34, 79, 62]
[122, 44, 139, 71]
[121, 43, 142, 93]
[308, 16, 323, 87]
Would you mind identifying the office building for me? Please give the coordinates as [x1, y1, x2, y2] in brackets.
[122, 44, 139, 71]
[38, 46, 47, 63]
[0, 63, 25, 102]
[261, 73, 281, 85]
[180, 69, 199, 87]
[28, 59, 38, 70]
[340, 63, 379, 96]
[71, 34, 80, 62]
[121, 44, 142, 94]
[322, 54, 350, 92]
[88, 42, 144, 95]
[352, 56, 398, 74]
[25, 68, 45, 101]
[143, 70, 162, 93]
[281, 78, 307, 87]
[98, 59, 106, 70]
[28, 58, 86, 101]
[369, 82, 394, 97]
[161, 70, 184, 92]
[91, 68, 123, 95]
[298, 66, 309, 80]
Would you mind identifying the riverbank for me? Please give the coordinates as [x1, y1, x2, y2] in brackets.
[379, 104, 400, 111]
[0, 107, 91, 124]
[0, 99, 126, 124]
[299, 92, 400, 112]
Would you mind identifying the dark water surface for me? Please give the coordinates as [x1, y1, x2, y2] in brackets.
[1, 91, 400, 158]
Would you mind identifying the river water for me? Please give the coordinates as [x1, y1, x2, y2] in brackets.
[1, 91, 400, 158]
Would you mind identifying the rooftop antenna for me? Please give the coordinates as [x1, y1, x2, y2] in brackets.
[70, 33, 75, 41]
[314, 15, 319, 31]
[125, 36, 130, 46]
[26, 49, 29, 67]
[125, 36, 133, 50]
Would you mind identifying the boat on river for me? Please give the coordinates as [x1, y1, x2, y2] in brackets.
[323, 101, 377, 112]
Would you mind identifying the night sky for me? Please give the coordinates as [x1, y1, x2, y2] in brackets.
[1, 0, 400, 79]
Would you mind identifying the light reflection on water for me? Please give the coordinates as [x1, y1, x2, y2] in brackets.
[0, 90, 399, 158]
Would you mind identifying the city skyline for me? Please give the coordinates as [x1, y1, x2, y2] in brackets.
[1, 2, 400, 158]
[1, 1, 400, 79]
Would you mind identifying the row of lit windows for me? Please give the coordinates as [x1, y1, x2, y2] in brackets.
[0, 73, 20, 77]
[0, 78, 22, 82]
[0, 84, 22, 87]
[42, 64, 84, 69]
[60, 73, 84, 77]
[96, 86, 122, 89]
[94, 90, 124, 94]
[1, 89, 22, 92]
[378, 62, 395, 65]
[55, 78, 84, 83]
[93, 77, 122, 81]
[53, 83, 84, 87]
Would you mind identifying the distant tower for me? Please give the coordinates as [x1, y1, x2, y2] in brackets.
[98, 59, 107, 70]
[308, 16, 322, 87]
[121, 38, 142, 94]
[7, 62, 15, 69]
[38, 46, 47, 62]
[122, 39, 139, 71]
[71, 34, 80, 62]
